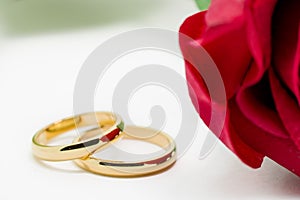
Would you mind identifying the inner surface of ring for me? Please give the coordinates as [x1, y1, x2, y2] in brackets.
[79, 126, 175, 161]
[73, 126, 176, 176]
[122, 126, 172, 148]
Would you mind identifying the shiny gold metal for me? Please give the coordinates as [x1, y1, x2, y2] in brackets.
[74, 126, 176, 177]
[32, 112, 124, 161]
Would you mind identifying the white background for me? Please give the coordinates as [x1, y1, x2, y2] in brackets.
[0, 0, 299, 199]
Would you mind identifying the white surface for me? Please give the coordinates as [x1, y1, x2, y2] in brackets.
[0, 1, 299, 199]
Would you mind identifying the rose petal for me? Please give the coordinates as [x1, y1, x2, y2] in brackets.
[180, 12, 227, 104]
[269, 69, 300, 149]
[180, 7, 265, 169]
[206, 0, 245, 27]
[244, 0, 277, 82]
[179, 11, 207, 44]
[185, 61, 211, 121]
[221, 106, 264, 168]
[185, 61, 264, 168]
[231, 100, 300, 176]
[236, 63, 289, 139]
[272, 0, 300, 105]
[180, 11, 252, 99]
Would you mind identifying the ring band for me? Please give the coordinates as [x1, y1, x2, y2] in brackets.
[73, 126, 176, 177]
[32, 112, 124, 161]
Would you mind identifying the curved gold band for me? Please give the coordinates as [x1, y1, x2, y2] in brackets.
[73, 126, 176, 177]
[32, 112, 124, 161]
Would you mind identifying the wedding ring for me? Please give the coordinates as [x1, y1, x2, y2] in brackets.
[32, 112, 124, 161]
[73, 126, 176, 177]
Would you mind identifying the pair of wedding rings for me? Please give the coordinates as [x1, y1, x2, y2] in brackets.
[32, 112, 176, 177]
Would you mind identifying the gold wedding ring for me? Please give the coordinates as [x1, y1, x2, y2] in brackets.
[73, 126, 176, 177]
[32, 112, 124, 161]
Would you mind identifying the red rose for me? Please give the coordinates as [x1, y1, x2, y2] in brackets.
[179, 0, 300, 176]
